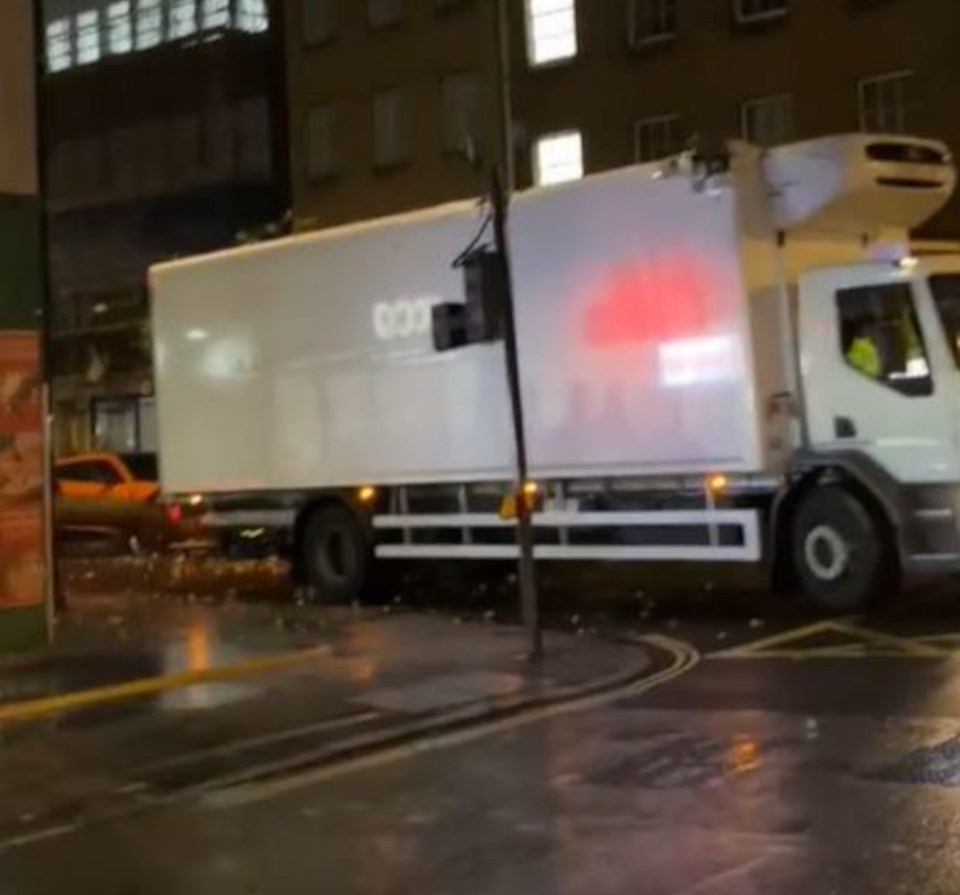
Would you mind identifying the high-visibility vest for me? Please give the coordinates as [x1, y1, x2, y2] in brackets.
[847, 336, 881, 378]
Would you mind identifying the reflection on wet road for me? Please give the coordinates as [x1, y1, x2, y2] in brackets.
[2, 556, 960, 893]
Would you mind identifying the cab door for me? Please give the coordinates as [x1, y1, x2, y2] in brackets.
[799, 264, 960, 484]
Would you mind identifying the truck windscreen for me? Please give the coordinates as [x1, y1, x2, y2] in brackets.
[931, 274, 960, 367]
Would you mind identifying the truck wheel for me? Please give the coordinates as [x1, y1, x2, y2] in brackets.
[790, 485, 892, 613]
[300, 504, 369, 603]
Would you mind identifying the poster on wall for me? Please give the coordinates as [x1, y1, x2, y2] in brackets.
[0, 331, 45, 608]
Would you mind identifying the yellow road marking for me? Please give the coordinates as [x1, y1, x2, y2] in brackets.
[0, 646, 331, 727]
[710, 619, 951, 661]
[204, 634, 699, 809]
[827, 621, 945, 657]
[710, 620, 845, 658]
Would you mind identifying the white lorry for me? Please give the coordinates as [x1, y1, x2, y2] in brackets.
[151, 133, 960, 612]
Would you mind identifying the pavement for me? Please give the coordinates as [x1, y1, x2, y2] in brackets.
[0, 579, 653, 863]
[5, 557, 960, 892]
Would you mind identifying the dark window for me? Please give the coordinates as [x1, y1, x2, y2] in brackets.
[836, 283, 932, 396]
[930, 274, 960, 368]
[306, 103, 340, 179]
[119, 452, 158, 482]
[634, 115, 684, 162]
[57, 459, 124, 484]
[368, 0, 403, 28]
[441, 71, 484, 156]
[302, 0, 336, 44]
[373, 88, 412, 168]
[628, 0, 677, 46]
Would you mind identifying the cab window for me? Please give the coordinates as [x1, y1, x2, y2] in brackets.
[836, 283, 933, 397]
[930, 274, 960, 367]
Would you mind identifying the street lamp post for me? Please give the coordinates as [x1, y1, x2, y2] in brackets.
[494, 0, 516, 193]
[490, 0, 541, 659]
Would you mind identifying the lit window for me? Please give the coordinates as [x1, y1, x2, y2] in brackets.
[236, 0, 269, 32]
[46, 18, 73, 72]
[107, 1, 133, 54]
[634, 115, 684, 162]
[859, 72, 913, 134]
[201, 0, 230, 29]
[734, 0, 788, 22]
[533, 131, 583, 186]
[75, 10, 102, 65]
[169, 0, 198, 39]
[525, 0, 577, 67]
[741, 94, 794, 146]
[628, 0, 677, 47]
[135, 0, 163, 49]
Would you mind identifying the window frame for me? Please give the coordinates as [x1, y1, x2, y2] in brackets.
[302, 0, 336, 45]
[440, 70, 484, 158]
[628, 0, 678, 49]
[835, 281, 934, 398]
[305, 102, 340, 181]
[858, 70, 914, 135]
[74, 9, 103, 66]
[740, 93, 795, 147]
[524, 0, 579, 68]
[633, 114, 683, 163]
[929, 274, 960, 369]
[367, 0, 404, 29]
[533, 129, 585, 187]
[372, 87, 412, 170]
[733, 0, 789, 24]
[46, 18, 74, 72]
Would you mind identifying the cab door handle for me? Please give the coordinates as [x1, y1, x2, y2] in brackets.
[834, 416, 857, 439]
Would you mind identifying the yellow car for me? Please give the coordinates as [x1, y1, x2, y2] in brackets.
[54, 452, 205, 554]
[55, 452, 160, 503]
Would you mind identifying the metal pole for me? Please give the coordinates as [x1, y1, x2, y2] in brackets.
[31, 0, 64, 618]
[490, 166, 541, 660]
[494, 0, 516, 192]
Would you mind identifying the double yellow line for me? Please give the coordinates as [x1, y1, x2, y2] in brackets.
[206, 634, 700, 809]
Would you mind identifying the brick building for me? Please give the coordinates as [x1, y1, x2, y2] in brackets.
[286, 0, 960, 233]
[42, 0, 288, 454]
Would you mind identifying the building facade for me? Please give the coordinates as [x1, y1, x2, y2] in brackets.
[286, 0, 960, 233]
[42, 0, 288, 455]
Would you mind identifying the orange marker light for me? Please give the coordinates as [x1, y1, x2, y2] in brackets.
[357, 485, 377, 504]
[707, 474, 728, 493]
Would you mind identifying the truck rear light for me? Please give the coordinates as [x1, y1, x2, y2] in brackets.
[166, 503, 184, 525]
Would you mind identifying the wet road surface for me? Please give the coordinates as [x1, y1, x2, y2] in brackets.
[3, 557, 960, 893]
[5, 634, 960, 894]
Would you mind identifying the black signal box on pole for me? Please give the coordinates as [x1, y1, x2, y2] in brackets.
[433, 248, 506, 352]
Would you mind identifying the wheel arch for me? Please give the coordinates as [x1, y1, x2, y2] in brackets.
[769, 452, 903, 593]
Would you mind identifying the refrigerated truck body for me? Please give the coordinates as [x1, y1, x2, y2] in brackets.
[150, 134, 960, 611]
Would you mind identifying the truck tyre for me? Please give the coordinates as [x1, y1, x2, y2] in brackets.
[790, 484, 891, 613]
[300, 504, 370, 603]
